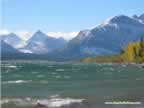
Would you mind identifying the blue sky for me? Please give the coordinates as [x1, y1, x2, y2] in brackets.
[1, 0, 144, 39]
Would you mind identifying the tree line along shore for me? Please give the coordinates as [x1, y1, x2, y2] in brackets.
[82, 37, 144, 64]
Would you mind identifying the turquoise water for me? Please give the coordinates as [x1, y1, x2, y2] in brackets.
[1, 61, 144, 108]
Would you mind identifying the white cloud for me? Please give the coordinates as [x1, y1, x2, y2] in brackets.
[15, 31, 32, 40]
[0, 30, 79, 41]
[0, 29, 11, 35]
[0, 30, 32, 40]
[47, 32, 78, 40]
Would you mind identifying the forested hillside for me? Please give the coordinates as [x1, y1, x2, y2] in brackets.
[122, 37, 144, 63]
[82, 37, 144, 63]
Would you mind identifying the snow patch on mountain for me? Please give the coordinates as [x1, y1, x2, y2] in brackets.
[0, 33, 25, 48]
[21, 30, 67, 54]
[60, 14, 144, 59]
[19, 49, 33, 53]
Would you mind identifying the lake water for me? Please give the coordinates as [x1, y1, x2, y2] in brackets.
[1, 61, 144, 108]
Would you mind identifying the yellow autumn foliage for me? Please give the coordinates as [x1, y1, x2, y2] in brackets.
[121, 39, 144, 63]
[124, 42, 135, 61]
[82, 37, 144, 63]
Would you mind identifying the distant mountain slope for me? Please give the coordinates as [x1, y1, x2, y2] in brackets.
[50, 14, 144, 60]
[133, 14, 144, 24]
[0, 40, 52, 60]
[139, 14, 144, 22]
[0, 40, 22, 59]
[0, 33, 24, 48]
[82, 39, 144, 63]
[1, 14, 144, 61]
[21, 30, 67, 54]
[0, 40, 19, 54]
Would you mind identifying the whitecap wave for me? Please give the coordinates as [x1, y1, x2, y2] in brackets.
[5, 65, 17, 68]
[47, 97, 84, 107]
[2, 80, 32, 84]
[2, 97, 84, 108]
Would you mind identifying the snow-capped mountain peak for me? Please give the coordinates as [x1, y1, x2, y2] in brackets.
[20, 30, 67, 54]
[28, 30, 48, 42]
[56, 14, 144, 60]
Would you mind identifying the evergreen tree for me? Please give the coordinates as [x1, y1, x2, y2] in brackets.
[140, 36, 144, 48]
[139, 36, 144, 57]
[133, 46, 137, 59]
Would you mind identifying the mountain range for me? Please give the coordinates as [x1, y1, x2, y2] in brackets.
[20, 30, 67, 54]
[1, 31, 67, 53]
[1, 14, 144, 61]
[49, 14, 144, 60]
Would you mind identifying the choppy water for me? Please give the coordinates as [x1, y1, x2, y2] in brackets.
[1, 61, 144, 108]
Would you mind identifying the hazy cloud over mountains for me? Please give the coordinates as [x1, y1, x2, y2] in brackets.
[0, 30, 78, 41]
